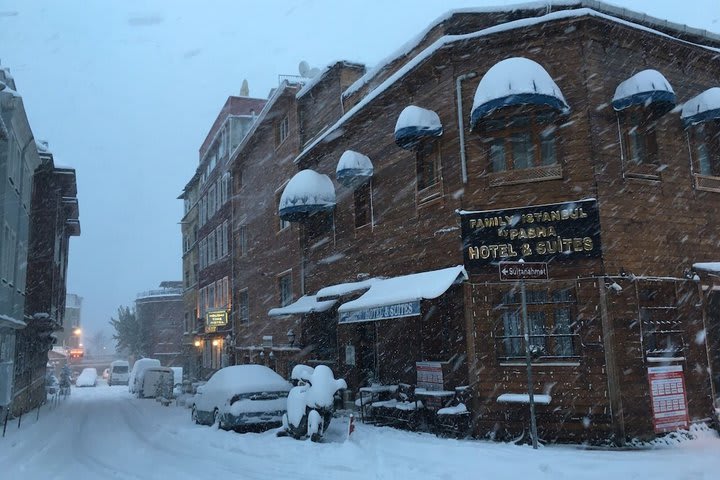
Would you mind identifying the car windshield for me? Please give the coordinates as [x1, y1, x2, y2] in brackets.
[1, 1, 719, 479]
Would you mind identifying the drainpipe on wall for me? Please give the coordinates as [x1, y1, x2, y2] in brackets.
[455, 72, 478, 185]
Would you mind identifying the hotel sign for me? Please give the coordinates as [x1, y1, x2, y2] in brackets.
[206, 310, 228, 328]
[460, 199, 601, 271]
[339, 300, 420, 324]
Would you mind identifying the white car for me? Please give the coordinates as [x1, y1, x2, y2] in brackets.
[76, 368, 98, 387]
[108, 360, 130, 386]
[191, 365, 292, 431]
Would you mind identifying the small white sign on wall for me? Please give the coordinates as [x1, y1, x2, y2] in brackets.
[345, 345, 356, 366]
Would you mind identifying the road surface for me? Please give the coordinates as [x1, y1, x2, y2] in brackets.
[1, 383, 719, 480]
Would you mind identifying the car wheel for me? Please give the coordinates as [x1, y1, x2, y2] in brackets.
[191, 406, 201, 425]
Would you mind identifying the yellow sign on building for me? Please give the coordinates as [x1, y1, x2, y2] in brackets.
[206, 310, 228, 327]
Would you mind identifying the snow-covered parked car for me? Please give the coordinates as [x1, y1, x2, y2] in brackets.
[76, 368, 98, 387]
[191, 365, 292, 431]
[128, 358, 161, 394]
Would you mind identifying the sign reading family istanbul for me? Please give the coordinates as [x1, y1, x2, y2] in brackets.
[339, 300, 420, 324]
[460, 199, 601, 271]
[206, 310, 228, 328]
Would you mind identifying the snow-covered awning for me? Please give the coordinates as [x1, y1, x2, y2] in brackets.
[0, 313, 26, 329]
[336, 150, 374, 188]
[268, 295, 337, 317]
[470, 57, 569, 129]
[394, 105, 443, 150]
[278, 169, 336, 222]
[681, 87, 720, 126]
[316, 278, 379, 300]
[612, 69, 675, 113]
[693, 262, 720, 274]
[337, 266, 467, 324]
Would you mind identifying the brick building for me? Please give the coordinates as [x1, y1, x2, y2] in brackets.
[235, 2, 720, 443]
[135, 281, 183, 367]
[180, 92, 266, 378]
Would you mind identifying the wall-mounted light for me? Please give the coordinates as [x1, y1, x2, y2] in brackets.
[212, 339, 219, 347]
[194, 340, 201, 348]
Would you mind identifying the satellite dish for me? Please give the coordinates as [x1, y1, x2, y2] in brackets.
[307, 67, 321, 79]
[239, 79, 249, 97]
[298, 60, 310, 78]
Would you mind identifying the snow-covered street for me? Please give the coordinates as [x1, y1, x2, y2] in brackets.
[1, 384, 719, 480]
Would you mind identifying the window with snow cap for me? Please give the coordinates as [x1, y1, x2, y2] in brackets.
[470, 57, 569, 185]
[682, 87, 720, 191]
[613, 69, 676, 180]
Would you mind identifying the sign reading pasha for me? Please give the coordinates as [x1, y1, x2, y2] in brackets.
[459, 199, 601, 271]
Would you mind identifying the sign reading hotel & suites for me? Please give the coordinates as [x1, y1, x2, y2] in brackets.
[460, 199, 601, 271]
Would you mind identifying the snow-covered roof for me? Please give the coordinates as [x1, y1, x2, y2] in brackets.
[681, 87, 720, 126]
[336, 150, 374, 188]
[298, 7, 702, 165]
[296, 61, 365, 100]
[470, 57, 569, 128]
[267, 294, 337, 317]
[394, 106, 443, 150]
[612, 69, 675, 113]
[343, 1, 720, 101]
[206, 365, 291, 394]
[337, 265, 467, 313]
[278, 169, 336, 221]
[35, 140, 50, 153]
[316, 278, 380, 300]
[693, 262, 720, 274]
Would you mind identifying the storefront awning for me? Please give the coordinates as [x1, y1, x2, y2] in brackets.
[268, 295, 337, 317]
[470, 57, 569, 129]
[337, 265, 467, 324]
[278, 169, 336, 222]
[336, 150, 374, 188]
[394, 105, 443, 150]
[612, 69, 675, 114]
[316, 278, 379, 300]
[681, 87, 720, 126]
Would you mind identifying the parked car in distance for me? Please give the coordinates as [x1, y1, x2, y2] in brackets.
[139, 366, 174, 399]
[108, 360, 130, 386]
[191, 365, 292, 432]
[128, 358, 161, 394]
[76, 368, 98, 387]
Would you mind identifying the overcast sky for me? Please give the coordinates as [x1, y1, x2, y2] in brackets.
[0, 0, 718, 340]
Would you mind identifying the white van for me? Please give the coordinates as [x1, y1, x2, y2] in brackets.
[108, 360, 130, 386]
[140, 366, 174, 399]
[128, 358, 161, 394]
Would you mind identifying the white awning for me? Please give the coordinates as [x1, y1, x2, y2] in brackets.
[337, 265, 467, 323]
[612, 69, 675, 113]
[278, 169, 336, 222]
[316, 278, 379, 300]
[336, 150, 374, 188]
[394, 105, 443, 150]
[470, 57, 569, 129]
[268, 295, 337, 317]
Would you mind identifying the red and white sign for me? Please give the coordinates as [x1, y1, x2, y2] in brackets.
[647, 365, 689, 433]
[416, 361, 444, 391]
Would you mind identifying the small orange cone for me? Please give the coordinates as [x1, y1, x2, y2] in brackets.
[348, 413, 355, 438]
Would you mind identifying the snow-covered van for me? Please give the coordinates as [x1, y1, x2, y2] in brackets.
[108, 360, 130, 386]
[140, 366, 174, 399]
[128, 358, 161, 394]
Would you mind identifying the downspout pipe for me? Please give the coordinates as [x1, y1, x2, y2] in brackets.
[456, 72, 478, 185]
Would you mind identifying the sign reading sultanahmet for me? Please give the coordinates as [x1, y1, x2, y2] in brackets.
[459, 199, 601, 272]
